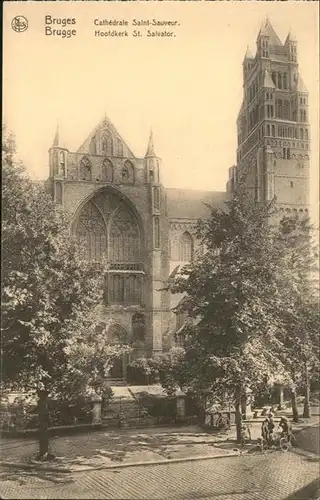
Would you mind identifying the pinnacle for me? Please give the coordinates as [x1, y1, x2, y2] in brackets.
[244, 46, 254, 59]
[145, 129, 155, 157]
[52, 123, 59, 147]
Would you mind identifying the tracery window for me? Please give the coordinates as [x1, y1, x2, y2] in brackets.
[154, 217, 160, 249]
[117, 138, 123, 157]
[89, 136, 97, 155]
[179, 232, 193, 262]
[101, 159, 113, 182]
[153, 187, 160, 210]
[300, 110, 307, 123]
[106, 324, 127, 344]
[109, 207, 140, 263]
[79, 156, 92, 181]
[122, 160, 134, 184]
[283, 101, 289, 120]
[108, 275, 142, 305]
[75, 201, 107, 261]
[276, 100, 282, 119]
[101, 132, 113, 156]
[74, 191, 143, 306]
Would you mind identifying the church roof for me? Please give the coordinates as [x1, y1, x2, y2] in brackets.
[263, 69, 275, 89]
[166, 188, 226, 220]
[257, 18, 282, 46]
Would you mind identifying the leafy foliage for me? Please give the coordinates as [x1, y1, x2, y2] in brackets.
[1, 127, 128, 453]
[152, 177, 319, 436]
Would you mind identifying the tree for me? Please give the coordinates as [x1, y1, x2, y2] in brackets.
[272, 214, 320, 421]
[1, 127, 128, 459]
[167, 179, 292, 442]
[148, 347, 189, 397]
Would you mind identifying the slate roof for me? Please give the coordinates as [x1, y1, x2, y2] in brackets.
[165, 188, 227, 220]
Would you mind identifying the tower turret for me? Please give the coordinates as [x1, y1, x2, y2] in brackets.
[284, 31, 298, 63]
[229, 18, 310, 216]
[144, 129, 160, 184]
[256, 18, 270, 59]
[48, 123, 69, 205]
[243, 46, 254, 81]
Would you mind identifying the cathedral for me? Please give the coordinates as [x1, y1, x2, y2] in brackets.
[47, 19, 310, 378]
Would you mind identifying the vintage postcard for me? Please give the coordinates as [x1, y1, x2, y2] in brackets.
[2, 1, 319, 499]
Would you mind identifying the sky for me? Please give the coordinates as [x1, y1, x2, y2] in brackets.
[3, 1, 319, 215]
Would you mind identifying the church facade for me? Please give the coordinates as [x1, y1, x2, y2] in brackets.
[47, 19, 310, 378]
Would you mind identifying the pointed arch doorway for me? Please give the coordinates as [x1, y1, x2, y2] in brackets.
[106, 324, 129, 380]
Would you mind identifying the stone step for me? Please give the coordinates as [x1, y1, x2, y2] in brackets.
[104, 397, 145, 420]
[108, 379, 127, 387]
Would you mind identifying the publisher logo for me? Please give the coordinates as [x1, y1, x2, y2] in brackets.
[11, 16, 28, 33]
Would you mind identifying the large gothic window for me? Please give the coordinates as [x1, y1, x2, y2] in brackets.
[75, 202, 107, 261]
[74, 191, 143, 305]
[109, 207, 140, 263]
[179, 232, 193, 262]
[101, 159, 113, 182]
[79, 156, 92, 181]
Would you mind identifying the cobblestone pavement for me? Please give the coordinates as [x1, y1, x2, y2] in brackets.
[1, 416, 318, 471]
[0, 425, 239, 469]
[1, 451, 319, 499]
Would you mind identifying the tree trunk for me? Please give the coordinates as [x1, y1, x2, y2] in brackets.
[277, 384, 284, 410]
[303, 361, 311, 419]
[291, 389, 299, 423]
[198, 395, 206, 426]
[240, 395, 247, 419]
[37, 390, 50, 459]
[235, 387, 242, 444]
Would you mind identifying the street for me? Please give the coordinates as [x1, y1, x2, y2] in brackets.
[1, 450, 319, 500]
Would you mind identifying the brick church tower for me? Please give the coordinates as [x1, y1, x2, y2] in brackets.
[227, 18, 310, 217]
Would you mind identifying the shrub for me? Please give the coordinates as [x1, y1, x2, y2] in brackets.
[138, 393, 177, 419]
[127, 358, 158, 385]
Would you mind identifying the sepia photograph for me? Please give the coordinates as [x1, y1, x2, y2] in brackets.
[2, 1, 319, 499]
